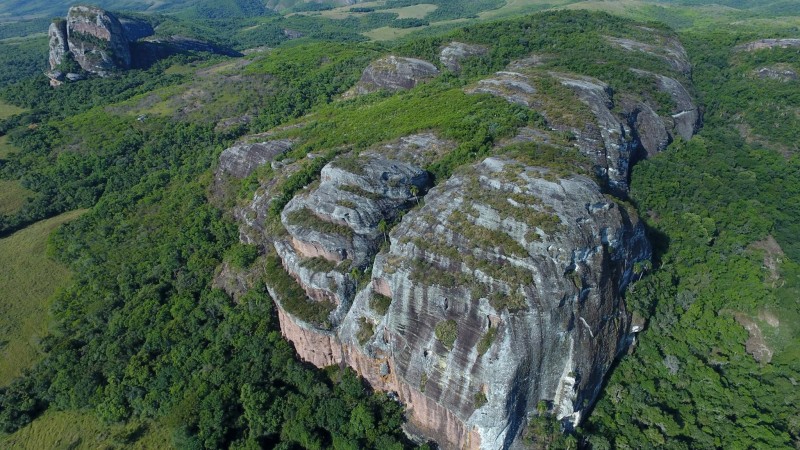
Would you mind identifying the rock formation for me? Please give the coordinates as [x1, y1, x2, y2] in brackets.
[737, 38, 800, 52]
[465, 71, 537, 107]
[48, 20, 69, 70]
[218, 139, 294, 179]
[464, 62, 699, 195]
[352, 55, 440, 95]
[439, 42, 489, 73]
[756, 66, 798, 82]
[65, 5, 132, 75]
[266, 154, 651, 449]
[606, 35, 691, 75]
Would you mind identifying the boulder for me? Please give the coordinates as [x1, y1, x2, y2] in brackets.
[217, 139, 294, 179]
[439, 42, 488, 73]
[354, 56, 439, 94]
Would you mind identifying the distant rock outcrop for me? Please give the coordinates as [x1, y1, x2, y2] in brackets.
[737, 38, 800, 52]
[465, 71, 537, 107]
[65, 5, 132, 75]
[352, 55, 439, 95]
[756, 66, 798, 82]
[47, 6, 237, 86]
[606, 35, 691, 75]
[218, 139, 295, 179]
[439, 42, 488, 73]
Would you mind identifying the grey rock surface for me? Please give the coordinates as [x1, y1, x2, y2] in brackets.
[737, 38, 800, 52]
[606, 35, 691, 75]
[756, 66, 798, 82]
[466, 71, 537, 107]
[66, 6, 132, 75]
[281, 154, 432, 268]
[439, 41, 488, 73]
[118, 16, 154, 41]
[48, 21, 69, 70]
[355, 55, 439, 94]
[337, 156, 651, 448]
[218, 139, 294, 179]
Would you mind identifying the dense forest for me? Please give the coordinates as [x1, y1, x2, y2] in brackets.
[0, 1, 798, 449]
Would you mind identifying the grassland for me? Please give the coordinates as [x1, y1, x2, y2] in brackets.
[0, 209, 86, 386]
[384, 3, 437, 19]
[0, 99, 25, 120]
[0, 135, 17, 158]
[0, 410, 172, 450]
[0, 180, 32, 215]
[363, 26, 419, 41]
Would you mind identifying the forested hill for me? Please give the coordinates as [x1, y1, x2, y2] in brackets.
[0, 3, 798, 450]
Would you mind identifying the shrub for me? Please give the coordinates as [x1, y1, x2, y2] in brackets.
[434, 319, 458, 349]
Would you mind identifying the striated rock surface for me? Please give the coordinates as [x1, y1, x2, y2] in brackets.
[466, 71, 537, 107]
[466, 63, 699, 194]
[48, 20, 69, 70]
[439, 42, 489, 73]
[606, 35, 691, 75]
[281, 154, 432, 269]
[66, 5, 132, 75]
[737, 38, 800, 52]
[217, 139, 294, 179]
[272, 156, 650, 449]
[354, 55, 439, 94]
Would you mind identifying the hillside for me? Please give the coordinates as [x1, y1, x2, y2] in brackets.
[0, 2, 798, 450]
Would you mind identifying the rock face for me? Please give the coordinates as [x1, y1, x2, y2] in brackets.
[439, 42, 489, 73]
[269, 155, 651, 449]
[281, 154, 432, 269]
[464, 62, 699, 195]
[217, 139, 294, 179]
[48, 20, 69, 70]
[118, 16, 155, 42]
[465, 71, 537, 107]
[354, 56, 439, 94]
[66, 5, 132, 75]
[737, 38, 800, 52]
[606, 35, 691, 75]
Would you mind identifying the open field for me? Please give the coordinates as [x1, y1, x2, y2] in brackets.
[363, 26, 419, 41]
[0, 410, 172, 450]
[0, 99, 25, 119]
[0, 179, 32, 215]
[0, 135, 17, 158]
[0, 209, 86, 386]
[384, 3, 437, 19]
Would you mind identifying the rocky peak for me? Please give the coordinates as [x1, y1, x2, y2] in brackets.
[66, 5, 132, 75]
[47, 6, 132, 79]
[265, 151, 651, 448]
